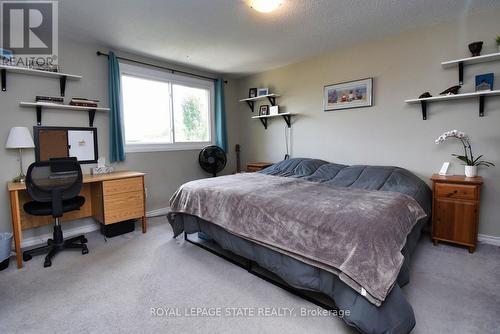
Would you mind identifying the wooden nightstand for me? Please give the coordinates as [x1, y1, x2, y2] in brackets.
[430, 174, 483, 253]
[247, 162, 273, 172]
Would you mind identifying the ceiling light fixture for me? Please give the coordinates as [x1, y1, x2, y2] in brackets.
[250, 0, 283, 13]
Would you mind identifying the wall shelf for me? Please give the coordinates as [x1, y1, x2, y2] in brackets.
[251, 112, 295, 129]
[441, 52, 500, 85]
[0, 65, 82, 96]
[404, 89, 500, 120]
[239, 93, 280, 112]
[20, 102, 109, 127]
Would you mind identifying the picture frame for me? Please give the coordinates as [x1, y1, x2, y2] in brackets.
[269, 105, 279, 115]
[258, 88, 269, 96]
[323, 78, 373, 111]
[439, 162, 451, 176]
[475, 73, 494, 92]
[259, 105, 269, 116]
[249, 88, 257, 98]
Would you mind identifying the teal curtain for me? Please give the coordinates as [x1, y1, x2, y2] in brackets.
[108, 51, 125, 162]
[214, 78, 228, 152]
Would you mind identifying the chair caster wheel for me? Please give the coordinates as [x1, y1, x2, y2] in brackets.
[82, 246, 89, 255]
[44, 260, 52, 268]
[81, 238, 88, 244]
[23, 253, 32, 262]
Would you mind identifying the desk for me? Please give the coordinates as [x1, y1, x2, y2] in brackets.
[8, 171, 147, 269]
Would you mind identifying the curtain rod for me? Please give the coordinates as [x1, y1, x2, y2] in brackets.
[96, 51, 226, 83]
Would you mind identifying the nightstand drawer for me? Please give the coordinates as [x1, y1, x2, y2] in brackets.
[435, 183, 477, 200]
[103, 177, 143, 196]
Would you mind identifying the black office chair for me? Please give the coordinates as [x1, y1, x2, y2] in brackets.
[22, 158, 89, 267]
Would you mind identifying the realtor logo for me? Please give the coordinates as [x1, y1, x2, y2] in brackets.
[1, 1, 58, 65]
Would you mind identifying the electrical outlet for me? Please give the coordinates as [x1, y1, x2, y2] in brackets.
[145, 187, 148, 198]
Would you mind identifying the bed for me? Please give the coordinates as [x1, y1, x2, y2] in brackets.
[167, 158, 432, 334]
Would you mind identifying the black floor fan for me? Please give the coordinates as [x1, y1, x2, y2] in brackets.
[199, 145, 227, 177]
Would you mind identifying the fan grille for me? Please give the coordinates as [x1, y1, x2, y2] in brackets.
[199, 145, 227, 176]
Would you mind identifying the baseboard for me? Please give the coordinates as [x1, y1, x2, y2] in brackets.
[21, 221, 100, 248]
[146, 207, 170, 217]
[20, 207, 170, 248]
[478, 234, 500, 246]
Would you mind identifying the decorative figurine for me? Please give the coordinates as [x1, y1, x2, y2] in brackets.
[468, 41, 483, 57]
[419, 92, 432, 99]
[439, 85, 461, 95]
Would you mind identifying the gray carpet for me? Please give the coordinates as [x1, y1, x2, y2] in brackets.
[0, 217, 498, 334]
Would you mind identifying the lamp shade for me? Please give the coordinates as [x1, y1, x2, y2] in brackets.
[5, 127, 35, 149]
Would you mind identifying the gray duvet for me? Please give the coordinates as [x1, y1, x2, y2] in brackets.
[168, 158, 432, 334]
[170, 173, 426, 306]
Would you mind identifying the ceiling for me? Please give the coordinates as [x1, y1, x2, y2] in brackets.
[58, 0, 500, 76]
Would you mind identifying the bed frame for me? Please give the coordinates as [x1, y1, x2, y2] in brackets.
[184, 232, 338, 312]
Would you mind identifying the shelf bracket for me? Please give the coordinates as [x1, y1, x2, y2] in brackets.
[36, 105, 42, 125]
[245, 100, 255, 112]
[479, 95, 485, 117]
[88, 109, 96, 127]
[282, 114, 292, 128]
[1, 69, 5, 92]
[420, 100, 428, 120]
[458, 61, 464, 85]
[267, 96, 276, 106]
[59, 75, 67, 97]
[259, 118, 268, 129]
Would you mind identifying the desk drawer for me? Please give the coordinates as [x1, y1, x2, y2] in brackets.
[435, 183, 477, 200]
[104, 191, 144, 224]
[103, 177, 143, 196]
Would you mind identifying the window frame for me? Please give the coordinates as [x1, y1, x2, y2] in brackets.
[119, 62, 215, 153]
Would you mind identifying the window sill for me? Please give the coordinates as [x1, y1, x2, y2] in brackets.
[125, 142, 213, 153]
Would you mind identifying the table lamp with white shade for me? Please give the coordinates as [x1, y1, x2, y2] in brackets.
[5, 127, 35, 183]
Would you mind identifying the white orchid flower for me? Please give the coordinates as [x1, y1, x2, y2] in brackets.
[433, 129, 493, 168]
[435, 130, 470, 144]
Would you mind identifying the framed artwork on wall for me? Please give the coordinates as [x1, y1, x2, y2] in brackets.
[323, 78, 373, 111]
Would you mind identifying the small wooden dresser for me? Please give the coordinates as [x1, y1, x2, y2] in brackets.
[430, 174, 483, 253]
[247, 162, 273, 172]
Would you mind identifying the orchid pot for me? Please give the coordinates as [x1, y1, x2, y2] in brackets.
[464, 166, 478, 178]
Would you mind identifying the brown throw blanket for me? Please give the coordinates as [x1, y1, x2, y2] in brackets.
[169, 173, 426, 306]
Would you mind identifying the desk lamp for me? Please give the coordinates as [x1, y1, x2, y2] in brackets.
[5, 127, 35, 183]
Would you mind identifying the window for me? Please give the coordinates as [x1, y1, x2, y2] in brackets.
[120, 63, 214, 152]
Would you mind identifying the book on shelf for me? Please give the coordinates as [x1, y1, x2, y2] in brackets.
[29, 64, 59, 72]
[71, 97, 99, 102]
[36, 96, 64, 104]
[69, 97, 99, 108]
[69, 101, 98, 107]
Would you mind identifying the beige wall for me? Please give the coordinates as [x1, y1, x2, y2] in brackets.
[0, 37, 237, 237]
[229, 10, 500, 237]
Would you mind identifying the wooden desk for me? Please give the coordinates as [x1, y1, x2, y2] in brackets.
[8, 171, 147, 269]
